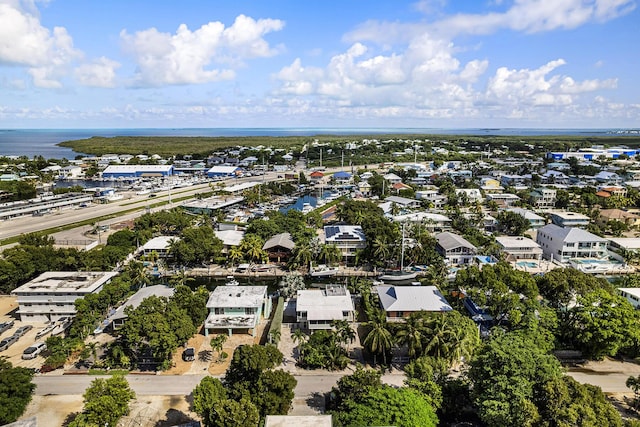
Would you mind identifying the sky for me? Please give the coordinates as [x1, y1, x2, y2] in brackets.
[0, 0, 639, 129]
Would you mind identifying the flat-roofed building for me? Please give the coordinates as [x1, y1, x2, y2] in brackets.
[204, 285, 271, 337]
[496, 236, 543, 261]
[140, 236, 176, 258]
[549, 211, 590, 228]
[296, 285, 355, 330]
[323, 225, 366, 259]
[12, 271, 118, 322]
[102, 165, 173, 178]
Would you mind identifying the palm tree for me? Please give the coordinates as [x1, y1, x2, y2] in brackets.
[292, 328, 307, 346]
[396, 313, 426, 359]
[228, 246, 244, 267]
[291, 244, 313, 270]
[371, 236, 391, 267]
[321, 244, 342, 266]
[363, 309, 393, 366]
[125, 261, 150, 290]
[210, 335, 227, 361]
[240, 235, 266, 263]
[269, 329, 281, 345]
[331, 319, 356, 352]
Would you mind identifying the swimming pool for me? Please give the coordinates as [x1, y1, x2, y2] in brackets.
[516, 261, 538, 268]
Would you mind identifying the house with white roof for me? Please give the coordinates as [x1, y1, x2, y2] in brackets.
[204, 285, 271, 337]
[102, 165, 173, 178]
[207, 165, 242, 178]
[375, 285, 452, 321]
[383, 173, 403, 184]
[549, 211, 590, 228]
[392, 212, 452, 232]
[139, 236, 176, 258]
[323, 225, 366, 259]
[435, 232, 477, 265]
[535, 224, 608, 263]
[296, 285, 355, 330]
[495, 236, 543, 261]
[12, 271, 118, 322]
[507, 208, 546, 229]
[385, 195, 421, 209]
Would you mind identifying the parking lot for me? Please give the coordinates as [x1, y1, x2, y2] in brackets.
[0, 296, 49, 369]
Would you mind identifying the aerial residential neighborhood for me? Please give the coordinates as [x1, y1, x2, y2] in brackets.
[4, 134, 640, 426]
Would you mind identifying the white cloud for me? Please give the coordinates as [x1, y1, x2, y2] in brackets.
[75, 57, 121, 88]
[121, 14, 284, 87]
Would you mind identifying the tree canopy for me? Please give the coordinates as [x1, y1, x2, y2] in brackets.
[0, 359, 36, 424]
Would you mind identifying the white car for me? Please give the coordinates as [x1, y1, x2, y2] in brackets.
[22, 342, 46, 360]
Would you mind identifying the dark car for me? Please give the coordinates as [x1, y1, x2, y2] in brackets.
[0, 334, 19, 352]
[182, 347, 195, 362]
[14, 325, 33, 337]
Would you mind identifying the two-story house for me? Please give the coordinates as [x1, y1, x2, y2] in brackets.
[535, 224, 608, 263]
[495, 236, 543, 261]
[296, 285, 355, 330]
[549, 211, 590, 228]
[204, 285, 271, 337]
[435, 232, 477, 265]
[323, 225, 366, 260]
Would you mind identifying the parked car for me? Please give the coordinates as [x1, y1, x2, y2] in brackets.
[182, 347, 195, 362]
[0, 320, 14, 335]
[0, 335, 19, 351]
[22, 342, 47, 360]
[14, 325, 33, 337]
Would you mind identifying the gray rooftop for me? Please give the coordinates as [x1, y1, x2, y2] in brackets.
[435, 232, 476, 251]
[11, 271, 118, 295]
[376, 285, 453, 313]
[538, 224, 607, 243]
[111, 285, 175, 321]
[263, 232, 295, 251]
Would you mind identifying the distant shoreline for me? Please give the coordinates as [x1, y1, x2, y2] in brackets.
[1, 127, 640, 159]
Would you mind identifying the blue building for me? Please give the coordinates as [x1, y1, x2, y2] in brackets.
[102, 165, 173, 178]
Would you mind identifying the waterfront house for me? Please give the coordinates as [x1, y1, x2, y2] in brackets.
[495, 236, 543, 261]
[204, 286, 271, 337]
[535, 224, 608, 263]
[375, 285, 452, 320]
[323, 225, 366, 260]
[262, 232, 295, 263]
[295, 285, 355, 330]
[435, 232, 477, 265]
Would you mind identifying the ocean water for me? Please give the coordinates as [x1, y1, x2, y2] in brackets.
[0, 128, 631, 159]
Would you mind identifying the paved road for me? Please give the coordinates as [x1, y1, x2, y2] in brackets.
[33, 372, 406, 396]
[0, 174, 278, 243]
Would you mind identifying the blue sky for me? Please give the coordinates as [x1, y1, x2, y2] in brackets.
[0, 0, 638, 128]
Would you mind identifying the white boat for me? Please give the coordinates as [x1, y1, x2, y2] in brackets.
[378, 223, 417, 282]
[301, 202, 314, 213]
[378, 270, 417, 282]
[225, 276, 239, 286]
[309, 264, 339, 277]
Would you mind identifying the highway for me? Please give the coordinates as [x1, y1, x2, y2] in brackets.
[0, 174, 276, 243]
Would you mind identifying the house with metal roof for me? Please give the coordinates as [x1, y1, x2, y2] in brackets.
[507, 208, 546, 229]
[375, 285, 452, 321]
[435, 232, 477, 265]
[296, 285, 354, 330]
[204, 285, 271, 337]
[535, 224, 608, 263]
[111, 285, 175, 330]
[263, 232, 295, 262]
